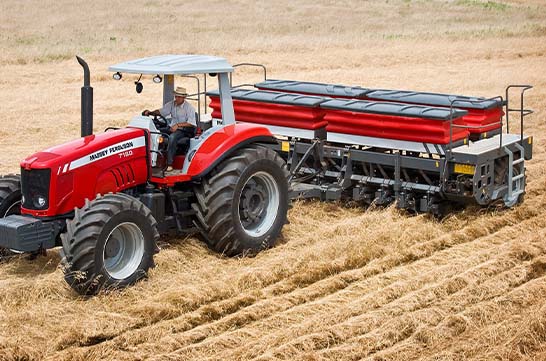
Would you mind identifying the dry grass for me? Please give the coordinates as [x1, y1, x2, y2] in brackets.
[1, 0, 546, 360]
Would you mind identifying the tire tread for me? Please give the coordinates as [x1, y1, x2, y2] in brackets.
[60, 193, 159, 295]
[193, 145, 289, 256]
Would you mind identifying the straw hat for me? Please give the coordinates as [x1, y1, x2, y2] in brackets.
[173, 86, 188, 96]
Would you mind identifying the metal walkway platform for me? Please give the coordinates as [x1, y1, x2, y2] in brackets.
[452, 134, 530, 156]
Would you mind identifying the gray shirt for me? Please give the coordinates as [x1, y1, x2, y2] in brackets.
[159, 100, 196, 128]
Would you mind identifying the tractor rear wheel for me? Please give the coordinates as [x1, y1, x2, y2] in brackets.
[0, 175, 22, 258]
[60, 193, 159, 295]
[193, 145, 289, 256]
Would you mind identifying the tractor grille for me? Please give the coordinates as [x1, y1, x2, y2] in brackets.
[21, 168, 51, 210]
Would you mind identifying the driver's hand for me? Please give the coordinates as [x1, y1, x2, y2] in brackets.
[142, 110, 150, 116]
[170, 125, 177, 132]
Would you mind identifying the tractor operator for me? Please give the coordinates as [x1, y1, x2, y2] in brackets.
[142, 86, 196, 172]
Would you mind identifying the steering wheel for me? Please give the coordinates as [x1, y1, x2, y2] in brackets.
[142, 110, 169, 129]
[144, 113, 168, 129]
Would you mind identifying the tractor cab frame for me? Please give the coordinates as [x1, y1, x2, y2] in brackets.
[109, 55, 236, 176]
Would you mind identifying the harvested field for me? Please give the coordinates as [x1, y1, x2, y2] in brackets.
[1, 0, 546, 360]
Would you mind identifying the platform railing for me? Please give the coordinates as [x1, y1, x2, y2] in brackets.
[446, 84, 533, 159]
[505, 85, 533, 145]
[446, 95, 504, 160]
[229, 63, 268, 89]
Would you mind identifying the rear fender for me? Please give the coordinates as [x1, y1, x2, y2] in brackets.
[183, 123, 276, 178]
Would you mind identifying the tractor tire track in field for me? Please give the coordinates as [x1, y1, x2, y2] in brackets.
[364, 257, 546, 361]
[313, 241, 546, 361]
[368, 280, 546, 360]
[52, 202, 544, 360]
[148, 215, 546, 360]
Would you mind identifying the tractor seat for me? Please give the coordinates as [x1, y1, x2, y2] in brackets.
[175, 127, 196, 155]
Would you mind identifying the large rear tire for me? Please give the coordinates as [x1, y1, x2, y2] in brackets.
[0, 175, 22, 258]
[193, 145, 289, 256]
[60, 193, 159, 295]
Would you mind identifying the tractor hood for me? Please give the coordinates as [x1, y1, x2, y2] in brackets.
[21, 128, 145, 170]
[19, 127, 149, 217]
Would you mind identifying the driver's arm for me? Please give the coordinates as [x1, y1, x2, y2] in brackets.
[172, 110, 196, 130]
[170, 122, 195, 132]
[142, 109, 161, 116]
[174, 122, 194, 128]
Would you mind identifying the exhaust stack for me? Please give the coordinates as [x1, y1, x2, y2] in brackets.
[76, 56, 93, 137]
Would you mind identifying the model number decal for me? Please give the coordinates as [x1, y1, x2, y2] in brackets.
[118, 150, 133, 158]
[69, 136, 145, 170]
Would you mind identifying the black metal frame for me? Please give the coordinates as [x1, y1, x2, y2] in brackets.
[275, 139, 448, 213]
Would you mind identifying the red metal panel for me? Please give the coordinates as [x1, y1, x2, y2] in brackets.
[186, 123, 273, 176]
[211, 94, 468, 144]
[151, 123, 275, 186]
[462, 107, 504, 133]
[209, 96, 327, 130]
[364, 96, 503, 135]
[324, 110, 468, 144]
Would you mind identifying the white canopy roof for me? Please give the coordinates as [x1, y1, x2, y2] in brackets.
[108, 54, 233, 75]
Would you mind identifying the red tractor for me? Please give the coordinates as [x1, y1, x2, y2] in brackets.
[0, 55, 290, 295]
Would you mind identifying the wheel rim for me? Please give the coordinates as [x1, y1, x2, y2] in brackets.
[238, 171, 280, 237]
[4, 200, 21, 217]
[103, 222, 145, 280]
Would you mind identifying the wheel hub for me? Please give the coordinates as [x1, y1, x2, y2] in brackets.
[103, 222, 145, 280]
[104, 237, 121, 259]
[238, 171, 280, 237]
[240, 182, 267, 224]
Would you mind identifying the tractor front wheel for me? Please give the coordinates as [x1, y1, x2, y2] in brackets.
[193, 145, 289, 256]
[60, 193, 159, 295]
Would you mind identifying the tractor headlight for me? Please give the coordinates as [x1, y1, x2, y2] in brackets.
[33, 195, 48, 209]
[153, 74, 162, 83]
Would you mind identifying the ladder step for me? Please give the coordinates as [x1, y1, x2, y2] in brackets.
[513, 158, 524, 165]
[512, 174, 525, 181]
